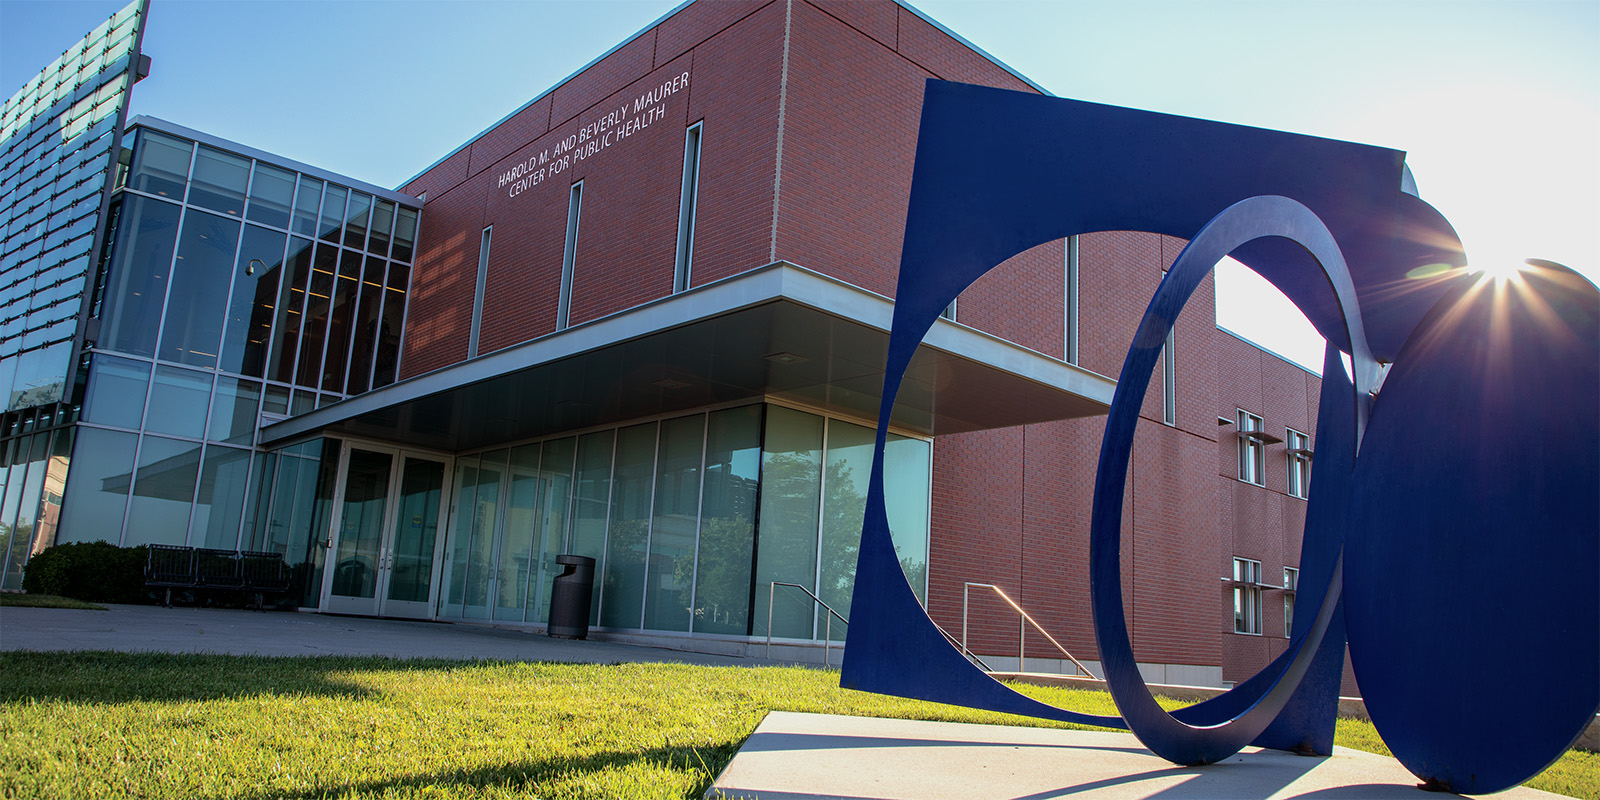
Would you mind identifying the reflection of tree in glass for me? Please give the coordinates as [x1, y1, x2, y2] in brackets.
[683, 513, 753, 634]
[755, 451, 821, 638]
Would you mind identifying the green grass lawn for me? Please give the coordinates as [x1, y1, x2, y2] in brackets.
[0, 652, 1593, 799]
[0, 593, 106, 609]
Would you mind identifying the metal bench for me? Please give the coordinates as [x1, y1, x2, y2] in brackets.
[143, 545, 292, 610]
[145, 544, 197, 607]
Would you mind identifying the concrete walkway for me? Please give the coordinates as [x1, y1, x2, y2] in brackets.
[710, 712, 1569, 800]
[0, 603, 752, 665]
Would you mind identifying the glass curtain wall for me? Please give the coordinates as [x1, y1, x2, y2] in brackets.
[246, 438, 338, 606]
[434, 403, 928, 641]
[52, 124, 418, 555]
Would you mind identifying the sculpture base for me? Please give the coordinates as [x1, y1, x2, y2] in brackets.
[709, 711, 1564, 799]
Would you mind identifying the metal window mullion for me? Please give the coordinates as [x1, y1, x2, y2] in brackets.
[390, 207, 418, 382]
[283, 182, 326, 391]
[686, 412, 709, 634]
[149, 167, 193, 365]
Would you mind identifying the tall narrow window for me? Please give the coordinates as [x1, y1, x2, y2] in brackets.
[469, 226, 491, 358]
[1161, 328, 1176, 425]
[940, 299, 956, 321]
[1232, 557, 1262, 634]
[1283, 566, 1299, 637]
[1286, 429, 1312, 499]
[1064, 235, 1079, 364]
[1236, 409, 1267, 485]
[557, 182, 583, 330]
[674, 124, 702, 293]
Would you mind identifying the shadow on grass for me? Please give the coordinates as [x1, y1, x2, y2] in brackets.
[0, 651, 533, 705]
[206, 742, 739, 800]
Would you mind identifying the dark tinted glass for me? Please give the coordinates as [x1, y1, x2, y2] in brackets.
[343, 192, 370, 249]
[160, 210, 240, 368]
[266, 236, 312, 384]
[320, 249, 358, 391]
[127, 130, 190, 200]
[372, 260, 408, 388]
[245, 163, 295, 228]
[296, 243, 337, 386]
[220, 224, 286, 377]
[318, 185, 346, 243]
[98, 195, 180, 357]
[367, 201, 394, 255]
[188, 146, 249, 216]
[392, 207, 417, 262]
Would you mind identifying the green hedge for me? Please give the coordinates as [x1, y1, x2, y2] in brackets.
[22, 542, 149, 603]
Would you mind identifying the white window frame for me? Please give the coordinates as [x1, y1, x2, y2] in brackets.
[1232, 556, 1262, 635]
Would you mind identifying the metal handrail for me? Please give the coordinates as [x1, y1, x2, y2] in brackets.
[766, 582, 849, 667]
[961, 582, 1097, 679]
[930, 615, 993, 672]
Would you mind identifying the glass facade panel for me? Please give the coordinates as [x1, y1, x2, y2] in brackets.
[245, 163, 294, 228]
[187, 146, 249, 216]
[884, 433, 932, 603]
[344, 255, 384, 395]
[160, 209, 240, 367]
[321, 249, 358, 391]
[388, 457, 444, 604]
[755, 406, 822, 639]
[392, 207, 417, 263]
[207, 377, 260, 445]
[126, 130, 190, 200]
[368, 200, 394, 256]
[527, 436, 574, 624]
[0, 435, 48, 589]
[191, 445, 251, 550]
[32, 430, 74, 558]
[144, 364, 210, 439]
[295, 242, 336, 386]
[267, 236, 312, 383]
[644, 414, 704, 632]
[291, 177, 322, 237]
[373, 260, 407, 388]
[818, 420, 873, 640]
[82, 354, 148, 429]
[56, 427, 137, 544]
[440, 453, 478, 617]
[462, 449, 505, 619]
[220, 224, 286, 377]
[253, 439, 335, 606]
[330, 448, 390, 600]
[693, 405, 761, 635]
[318, 185, 347, 243]
[123, 435, 200, 547]
[569, 429, 614, 623]
[343, 192, 371, 249]
[98, 194, 180, 357]
[601, 422, 656, 629]
[496, 443, 540, 621]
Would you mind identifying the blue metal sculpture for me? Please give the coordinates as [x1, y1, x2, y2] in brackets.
[842, 80, 1599, 794]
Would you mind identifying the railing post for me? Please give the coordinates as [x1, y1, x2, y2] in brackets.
[766, 582, 775, 660]
[1019, 614, 1026, 673]
[961, 584, 970, 658]
[824, 613, 832, 668]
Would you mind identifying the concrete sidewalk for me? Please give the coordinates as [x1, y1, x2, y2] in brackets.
[0, 603, 753, 666]
[710, 712, 1569, 800]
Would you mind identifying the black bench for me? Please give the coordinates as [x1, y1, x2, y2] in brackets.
[144, 545, 291, 610]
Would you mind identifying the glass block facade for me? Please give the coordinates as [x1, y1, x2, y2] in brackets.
[54, 120, 421, 559]
[0, 1, 145, 589]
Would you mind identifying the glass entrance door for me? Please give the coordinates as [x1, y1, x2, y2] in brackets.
[321, 443, 450, 618]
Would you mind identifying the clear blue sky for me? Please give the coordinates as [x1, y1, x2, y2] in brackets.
[5, 0, 1597, 371]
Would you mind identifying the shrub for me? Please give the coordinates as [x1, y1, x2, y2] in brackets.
[22, 542, 149, 603]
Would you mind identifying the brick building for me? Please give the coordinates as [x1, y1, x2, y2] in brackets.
[8, 0, 1339, 691]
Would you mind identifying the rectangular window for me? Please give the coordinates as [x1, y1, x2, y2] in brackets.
[1237, 409, 1266, 486]
[1064, 235, 1079, 365]
[674, 124, 702, 293]
[1233, 556, 1262, 634]
[557, 182, 582, 330]
[1283, 566, 1299, 637]
[1287, 428, 1312, 499]
[469, 226, 491, 358]
[1161, 328, 1176, 426]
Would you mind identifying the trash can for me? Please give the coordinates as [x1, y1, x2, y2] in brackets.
[547, 554, 596, 639]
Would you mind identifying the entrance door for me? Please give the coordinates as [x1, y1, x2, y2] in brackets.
[322, 443, 450, 618]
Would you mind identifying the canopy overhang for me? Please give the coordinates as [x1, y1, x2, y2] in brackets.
[259, 262, 1115, 452]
